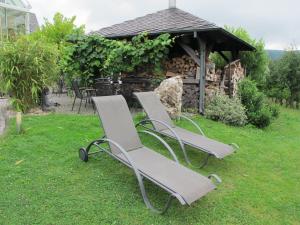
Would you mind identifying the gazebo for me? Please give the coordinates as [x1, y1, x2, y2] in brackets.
[92, 0, 255, 113]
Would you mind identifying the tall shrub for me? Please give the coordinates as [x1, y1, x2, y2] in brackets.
[0, 37, 59, 112]
[238, 78, 278, 128]
[30, 13, 85, 86]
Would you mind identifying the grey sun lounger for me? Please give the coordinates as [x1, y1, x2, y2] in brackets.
[134, 92, 238, 168]
[79, 95, 221, 214]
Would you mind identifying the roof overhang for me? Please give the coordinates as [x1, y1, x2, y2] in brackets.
[95, 28, 255, 52]
[197, 28, 256, 52]
[0, 2, 31, 13]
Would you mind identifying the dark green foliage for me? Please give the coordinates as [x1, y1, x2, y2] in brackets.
[238, 79, 278, 128]
[30, 12, 85, 47]
[269, 104, 280, 118]
[30, 13, 85, 86]
[267, 49, 300, 108]
[210, 26, 269, 88]
[0, 37, 59, 112]
[206, 94, 247, 126]
[63, 33, 174, 83]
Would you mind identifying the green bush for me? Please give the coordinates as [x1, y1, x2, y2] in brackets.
[206, 94, 247, 126]
[269, 104, 280, 118]
[238, 78, 278, 128]
[0, 37, 59, 112]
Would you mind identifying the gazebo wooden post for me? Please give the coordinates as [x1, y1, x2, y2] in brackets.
[197, 37, 206, 115]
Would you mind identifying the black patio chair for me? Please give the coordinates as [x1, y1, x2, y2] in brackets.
[71, 80, 96, 114]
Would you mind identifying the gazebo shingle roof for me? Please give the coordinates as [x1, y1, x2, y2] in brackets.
[93, 8, 219, 38]
[92, 8, 255, 51]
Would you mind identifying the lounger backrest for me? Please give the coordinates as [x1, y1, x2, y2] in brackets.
[134, 92, 175, 131]
[93, 96, 143, 155]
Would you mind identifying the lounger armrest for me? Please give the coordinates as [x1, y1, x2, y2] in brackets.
[230, 143, 240, 151]
[179, 115, 206, 136]
[139, 130, 179, 164]
[137, 119, 191, 164]
[98, 138, 141, 176]
[208, 174, 222, 186]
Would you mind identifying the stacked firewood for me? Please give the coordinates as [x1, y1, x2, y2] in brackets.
[164, 55, 221, 82]
[164, 55, 245, 108]
[206, 69, 223, 99]
[164, 55, 198, 78]
[223, 60, 245, 97]
[206, 62, 220, 82]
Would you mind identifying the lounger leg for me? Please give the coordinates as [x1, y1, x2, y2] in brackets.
[199, 154, 212, 168]
[180, 148, 212, 169]
[91, 100, 96, 114]
[138, 176, 175, 214]
[71, 97, 76, 111]
[78, 99, 83, 114]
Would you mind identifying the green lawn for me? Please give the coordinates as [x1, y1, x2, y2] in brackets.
[0, 108, 299, 225]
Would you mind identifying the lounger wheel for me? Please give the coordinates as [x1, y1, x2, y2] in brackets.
[79, 148, 89, 162]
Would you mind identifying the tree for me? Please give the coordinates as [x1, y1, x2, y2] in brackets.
[29, 12, 85, 87]
[210, 26, 269, 89]
[31, 12, 85, 47]
[268, 48, 300, 108]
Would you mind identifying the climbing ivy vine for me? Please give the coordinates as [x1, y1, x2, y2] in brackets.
[62, 33, 174, 83]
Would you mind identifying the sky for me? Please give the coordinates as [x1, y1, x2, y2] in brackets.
[28, 0, 299, 50]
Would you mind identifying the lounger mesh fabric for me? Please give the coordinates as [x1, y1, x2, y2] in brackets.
[117, 147, 215, 204]
[161, 127, 233, 158]
[134, 92, 234, 159]
[134, 92, 175, 131]
[92, 95, 216, 205]
[93, 96, 143, 154]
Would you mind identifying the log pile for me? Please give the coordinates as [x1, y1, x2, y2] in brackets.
[163, 56, 245, 109]
[164, 55, 221, 82]
[206, 62, 220, 82]
[223, 60, 245, 97]
[164, 55, 198, 78]
[206, 69, 223, 100]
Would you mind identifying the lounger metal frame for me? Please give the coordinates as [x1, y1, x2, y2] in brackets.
[136, 116, 239, 168]
[81, 131, 221, 214]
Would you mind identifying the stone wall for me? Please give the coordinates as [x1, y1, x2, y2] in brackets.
[120, 77, 154, 106]
[182, 80, 200, 109]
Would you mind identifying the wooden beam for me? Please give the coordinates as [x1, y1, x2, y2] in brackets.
[197, 37, 206, 115]
[231, 50, 239, 61]
[217, 51, 230, 63]
[178, 42, 201, 67]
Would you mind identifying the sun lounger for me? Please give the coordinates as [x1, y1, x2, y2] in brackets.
[79, 95, 221, 214]
[134, 92, 238, 168]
